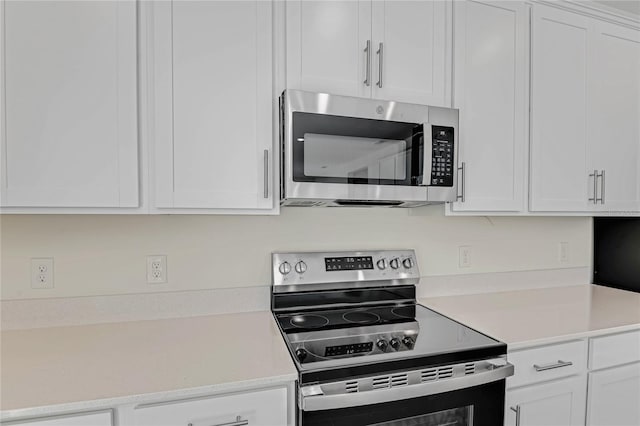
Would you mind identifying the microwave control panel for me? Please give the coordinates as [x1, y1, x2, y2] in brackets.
[430, 126, 454, 186]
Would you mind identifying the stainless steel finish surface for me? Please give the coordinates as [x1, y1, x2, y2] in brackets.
[263, 149, 269, 199]
[272, 250, 419, 291]
[188, 416, 248, 426]
[280, 90, 459, 207]
[533, 360, 573, 372]
[421, 123, 433, 186]
[589, 170, 598, 204]
[510, 405, 521, 426]
[364, 40, 371, 86]
[376, 42, 384, 88]
[457, 162, 466, 202]
[299, 358, 514, 411]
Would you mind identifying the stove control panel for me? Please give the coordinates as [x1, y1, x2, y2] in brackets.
[272, 250, 419, 290]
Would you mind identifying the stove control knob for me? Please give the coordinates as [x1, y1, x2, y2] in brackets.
[295, 261, 307, 274]
[376, 259, 387, 270]
[402, 336, 415, 349]
[389, 338, 401, 350]
[402, 258, 413, 269]
[390, 258, 400, 270]
[295, 348, 308, 362]
[279, 261, 292, 275]
[376, 339, 388, 352]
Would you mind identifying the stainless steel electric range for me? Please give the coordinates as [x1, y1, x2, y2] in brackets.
[271, 250, 514, 426]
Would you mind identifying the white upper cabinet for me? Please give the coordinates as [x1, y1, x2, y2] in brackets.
[371, 0, 449, 105]
[286, 0, 372, 98]
[151, 1, 274, 210]
[529, 4, 591, 212]
[285, 0, 450, 106]
[450, 0, 527, 213]
[587, 21, 640, 213]
[1, 1, 138, 208]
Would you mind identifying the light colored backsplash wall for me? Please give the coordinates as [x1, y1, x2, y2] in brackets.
[0, 208, 592, 300]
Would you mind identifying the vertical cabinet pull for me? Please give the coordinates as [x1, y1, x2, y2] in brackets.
[376, 42, 384, 88]
[263, 149, 269, 199]
[598, 170, 605, 204]
[456, 162, 465, 202]
[188, 415, 248, 426]
[510, 405, 521, 426]
[589, 170, 598, 204]
[364, 40, 371, 86]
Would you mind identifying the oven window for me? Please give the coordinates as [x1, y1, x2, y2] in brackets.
[292, 112, 424, 186]
[370, 406, 473, 426]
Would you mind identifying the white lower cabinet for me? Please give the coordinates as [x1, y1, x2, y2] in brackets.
[132, 387, 287, 426]
[587, 363, 640, 426]
[1, 411, 112, 426]
[506, 375, 587, 426]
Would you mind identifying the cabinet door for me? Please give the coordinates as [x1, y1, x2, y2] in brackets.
[133, 387, 287, 426]
[286, 0, 372, 98]
[587, 363, 640, 426]
[371, 0, 449, 106]
[1, 1, 138, 208]
[529, 5, 592, 212]
[506, 376, 587, 426]
[450, 0, 527, 212]
[588, 22, 640, 213]
[152, 1, 273, 209]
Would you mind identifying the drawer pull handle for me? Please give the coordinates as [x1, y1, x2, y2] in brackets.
[188, 416, 248, 426]
[533, 360, 573, 372]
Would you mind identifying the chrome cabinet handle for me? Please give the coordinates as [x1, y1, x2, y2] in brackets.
[188, 416, 248, 426]
[510, 405, 521, 426]
[263, 149, 269, 199]
[376, 42, 384, 88]
[533, 360, 573, 372]
[456, 162, 465, 202]
[598, 170, 605, 204]
[588, 170, 598, 204]
[364, 40, 371, 86]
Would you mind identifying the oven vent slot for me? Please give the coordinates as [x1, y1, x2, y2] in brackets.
[285, 200, 325, 207]
[372, 376, 391, 389]
[464, 363, 476, 375]
[438, 366, 454, 379]
[420, 368, 438, 382]
[390, 373, 408, 387]
[345, 381, 359, 393]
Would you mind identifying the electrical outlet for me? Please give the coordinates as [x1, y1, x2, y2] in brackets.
[459, 246, 472, 268]
[31, 258, 54, 289]
[146, 255, 167, 284]
[559, 242, 569, 263]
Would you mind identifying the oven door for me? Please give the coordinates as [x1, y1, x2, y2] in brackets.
[299, 361, 513, 426]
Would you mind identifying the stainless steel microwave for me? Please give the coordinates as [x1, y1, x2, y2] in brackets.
[279, 90, 459, 207]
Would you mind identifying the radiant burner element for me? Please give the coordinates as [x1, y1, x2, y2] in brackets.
[342, 310, 380, 324]
[290, 314, 330, 329]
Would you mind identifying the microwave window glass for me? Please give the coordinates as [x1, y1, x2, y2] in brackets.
[303, 133, 407, 180]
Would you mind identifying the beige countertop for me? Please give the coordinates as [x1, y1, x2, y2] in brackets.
[0, 311, 297, 418]
[421, 284, 640, 350]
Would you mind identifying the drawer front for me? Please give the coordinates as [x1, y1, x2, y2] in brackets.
[589, 329, 640, 370]
[1, 411, 112, 426]
[507, 340, 587, 389]
[133, 387, 287, 426]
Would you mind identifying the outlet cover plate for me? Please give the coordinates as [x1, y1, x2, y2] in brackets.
[147, 255, 167, 284]
[31, 258, 54, 289]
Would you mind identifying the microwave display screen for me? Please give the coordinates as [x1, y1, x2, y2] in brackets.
[325, 256, 374, 271]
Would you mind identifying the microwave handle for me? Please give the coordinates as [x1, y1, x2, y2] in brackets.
[419, 123, 433, 186]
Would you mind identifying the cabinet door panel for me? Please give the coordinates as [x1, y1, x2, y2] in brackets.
[529, 5, 591, 212]
[587, 363, 640, 426]
[153, 1, 273, 209]
[588, 22, 640, 213]
[506, 376, 587, 426]
[2, 1, 138, 208]
[371, 0, 448, 106]
[451, 0, 526, 212]
[286, 0, 371, 97]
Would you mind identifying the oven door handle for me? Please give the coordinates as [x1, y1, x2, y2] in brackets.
[300, 362, 514, 412]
